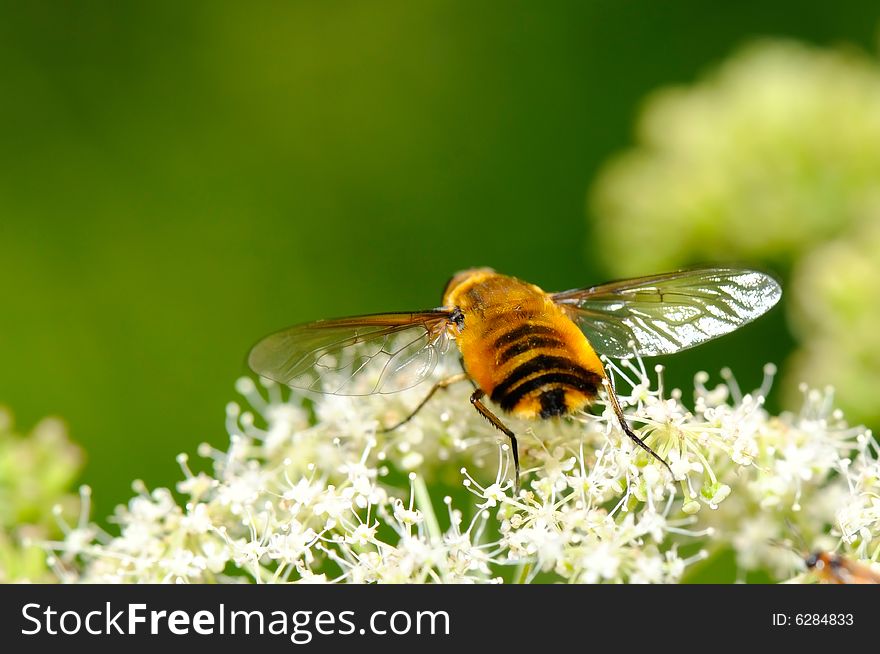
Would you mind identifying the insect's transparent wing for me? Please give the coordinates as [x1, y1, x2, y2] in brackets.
[552, 268, 781, 358]
[247, 310, 454, 395]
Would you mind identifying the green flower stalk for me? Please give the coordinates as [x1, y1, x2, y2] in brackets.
[42, 356, 878, 584]
[0, 407, 83, 582]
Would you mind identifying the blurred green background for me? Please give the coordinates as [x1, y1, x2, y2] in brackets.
[1, 0, 878, 522]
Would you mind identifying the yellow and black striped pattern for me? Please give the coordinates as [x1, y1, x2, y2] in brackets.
[443, 269, 606, 419]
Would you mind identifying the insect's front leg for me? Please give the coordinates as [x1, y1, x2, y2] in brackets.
[378, 373, 470, 433]
[459, 356, 478, 390]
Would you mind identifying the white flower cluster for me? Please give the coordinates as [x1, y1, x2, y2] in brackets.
[45, 357, 878, 583]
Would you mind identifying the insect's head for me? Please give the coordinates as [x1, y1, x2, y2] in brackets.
[805, 551, 840, 574]
[804, 551, 821, 570]
[449, 307, 465, 331]
[442, 267, 496, 305]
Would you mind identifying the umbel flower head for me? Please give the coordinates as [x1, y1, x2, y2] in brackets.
[44, 355, 877, 584]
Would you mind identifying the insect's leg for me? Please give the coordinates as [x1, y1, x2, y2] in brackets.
[469, 388, 520, 491]
[378, 372, 470, 433]
[602, 378, 674, 479]
[459, 357, 478, 390]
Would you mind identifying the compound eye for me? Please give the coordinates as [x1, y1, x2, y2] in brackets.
[805, 553, 819, 569]
[451, 308, 465, 330]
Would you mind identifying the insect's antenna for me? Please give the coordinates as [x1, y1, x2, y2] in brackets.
[765, 536, 813, 576]
[767, 537, 792, 552]
[767, 536, 801, 558]
[602, 378, 674, 480]
[784, 518, 810, 555]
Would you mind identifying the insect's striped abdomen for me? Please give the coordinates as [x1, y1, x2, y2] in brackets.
[443, 270, 607, 420]
[487, 322, 603, 419]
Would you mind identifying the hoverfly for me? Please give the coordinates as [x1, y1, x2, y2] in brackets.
[804, 551, 880, 585]
[248, 267, 781, 487]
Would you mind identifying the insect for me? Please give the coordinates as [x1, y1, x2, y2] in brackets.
[804, 551, 880, 585]
[248, 267, 781, 487]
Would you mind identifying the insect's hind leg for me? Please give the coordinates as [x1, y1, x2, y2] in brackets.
[470, 389, 520, 491]
[602, 378, 675, 479]
[378, 372, 470, 433]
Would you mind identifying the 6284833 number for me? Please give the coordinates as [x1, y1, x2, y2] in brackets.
[795, 614, 853, 626]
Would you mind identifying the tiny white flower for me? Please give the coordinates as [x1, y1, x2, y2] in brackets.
[346, 523, 378, 547]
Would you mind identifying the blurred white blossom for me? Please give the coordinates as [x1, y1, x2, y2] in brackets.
[787, 217, 880, 427]
[589, 37, 880, 429]
[0, 408, 83, 582]
[591, 39, 880, 276]
[41, 351, 880, 584]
